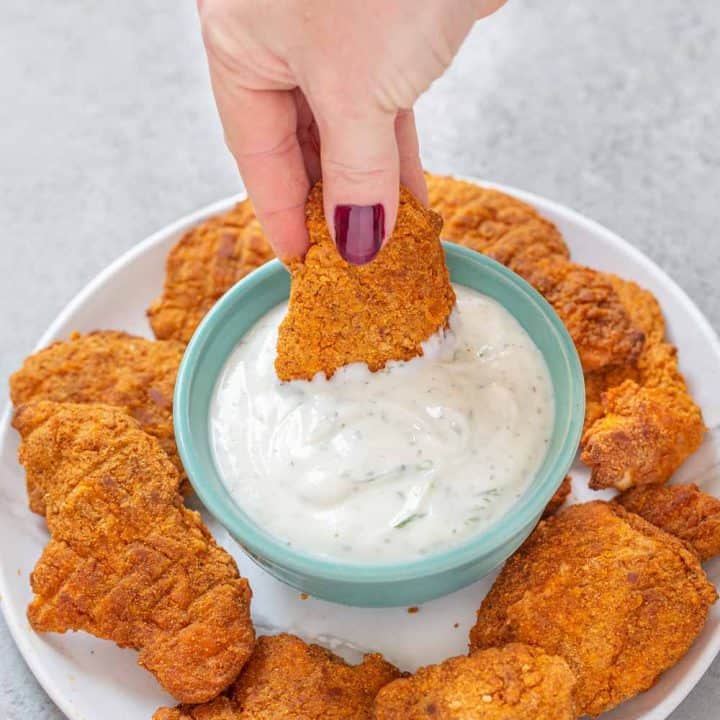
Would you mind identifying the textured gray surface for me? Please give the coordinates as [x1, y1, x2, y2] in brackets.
[1, 0, 718, 718]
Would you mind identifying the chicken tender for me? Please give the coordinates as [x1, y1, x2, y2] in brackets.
[608, 275, 666, 346]
[426, 173, 644, 373]
[521, 259, 645, 373]
[616, 483, 720, 561]
[469, 502, 716, 717]
[425, 173, 569, 261]
[581, 275, 705, 490]
[275, 183, 455, 381]
[373, 643, 576, 720]
[13, 402, 254, 704]
[582, 276, 664, 428]
[542, 475, 572, 518]
[154, 633, 401, 720]
[10, 331, 186, 511]
[148, 199, 274, 344]
[581, 360, 705, 490]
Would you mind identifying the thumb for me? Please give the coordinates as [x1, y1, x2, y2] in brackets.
[317, 109, 399, 265]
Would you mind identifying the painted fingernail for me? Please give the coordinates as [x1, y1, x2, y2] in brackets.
[334, 204, 384, 265]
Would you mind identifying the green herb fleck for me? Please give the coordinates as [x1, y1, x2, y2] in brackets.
[394, 512, 426, 529]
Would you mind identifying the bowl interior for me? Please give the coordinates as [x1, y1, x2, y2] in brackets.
[174, 243, 585, 583]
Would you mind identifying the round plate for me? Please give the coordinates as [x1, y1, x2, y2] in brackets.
[1, 179, 718, 720]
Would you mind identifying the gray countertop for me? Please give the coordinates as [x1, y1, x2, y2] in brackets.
[1, 1, 718, 717]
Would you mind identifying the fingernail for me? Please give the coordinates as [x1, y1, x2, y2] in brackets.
[334, 204, 384, 265]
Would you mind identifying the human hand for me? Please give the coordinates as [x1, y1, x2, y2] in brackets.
[199, 0, 506, 263]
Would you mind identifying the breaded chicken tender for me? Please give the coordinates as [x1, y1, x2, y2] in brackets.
[542, 475, 572, 518]
[13, 402, 254, 704]
[275, 183, 456, 381]
[425, 173, 570, 261]
[521, 259, 645, 373]
[426, 173, 644, 373]
[616, 483, 720, 561]
[609, 275, 666, 346]
[10, 331, 186, 510]
[373, 643, 576, 720]
[154, 633, 401, 720]
[581, 276, 705, 490]
[148, 199, 274, 344]
[469, 502, 716, 717]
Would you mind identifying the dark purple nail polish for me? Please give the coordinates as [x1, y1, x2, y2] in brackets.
[334, 204, 384, 265]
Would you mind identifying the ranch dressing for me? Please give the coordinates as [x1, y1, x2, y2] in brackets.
[211, 285, 554, 564]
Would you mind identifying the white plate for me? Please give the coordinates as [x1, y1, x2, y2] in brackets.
[1, 180, 719, 720]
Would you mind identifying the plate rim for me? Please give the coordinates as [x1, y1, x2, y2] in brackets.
[1, 176, 718, 720]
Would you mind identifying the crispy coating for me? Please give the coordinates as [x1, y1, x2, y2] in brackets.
[275, 183, 456, 381]
[616, 483, 720, 561]
[373, 643, 576, 719]
[154, 633, 401, 720]
[469, 502, 717, 717]
[13, 402, 255, 704]
[581, 275, 705, 490]
[148, 199, 274, 344]
[521, 259, 644, 373]
[9, 331, 186, 511]
[425, 173, 569, 261]
[609, 275, 666, 346]
[582, 276, 664, 430]
[426, 173, 644, 373]
[542, 476, 572, 518]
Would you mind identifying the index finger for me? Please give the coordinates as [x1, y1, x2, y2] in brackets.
[208, 67, 310, 260]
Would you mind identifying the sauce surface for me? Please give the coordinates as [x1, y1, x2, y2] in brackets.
[211, 285, 554, 564]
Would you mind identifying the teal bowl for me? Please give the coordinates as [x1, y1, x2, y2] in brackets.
[174, 243, 585, 607]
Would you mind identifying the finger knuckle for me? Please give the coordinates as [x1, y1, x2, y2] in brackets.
[322, 158, 394, 186]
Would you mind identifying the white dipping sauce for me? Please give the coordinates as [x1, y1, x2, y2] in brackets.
[211, 285, 554, 564]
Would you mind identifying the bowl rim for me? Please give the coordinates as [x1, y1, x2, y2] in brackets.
[174, 243, 585, 583]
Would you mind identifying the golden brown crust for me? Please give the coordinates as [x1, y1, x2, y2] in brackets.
[616, 483, 720, 561]
[154, 697, 239, 720]
[425, 173, 569, 261]
[580, 275, 705, 490]
[521, 260, 645, 373]
[469, 501, 717, 717]
[608, 275, 666, 346]
[154, 633, 401, 719]
[582, 275, 664, 432]
[148, 199, 274, 344]
[14, 402, 254, 704]
[373, 643, 576, 719]
[275, 183, 456, 381]
[10, 331, 186, 509]
[426, 173, 644, 373]
[542, 476, 572, 519]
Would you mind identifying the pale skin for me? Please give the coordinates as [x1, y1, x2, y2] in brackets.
[199, 0, 506, 262]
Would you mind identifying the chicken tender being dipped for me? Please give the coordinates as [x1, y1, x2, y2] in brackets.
[154, 633, 401, 720]
[13, 401, 255, 704]
[469, 502, 716, 717]
[10, 330, 186, 508]
[616, 483, 720, 561]
[373, 643, 576, 720]
[275, 183, 456, 381]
